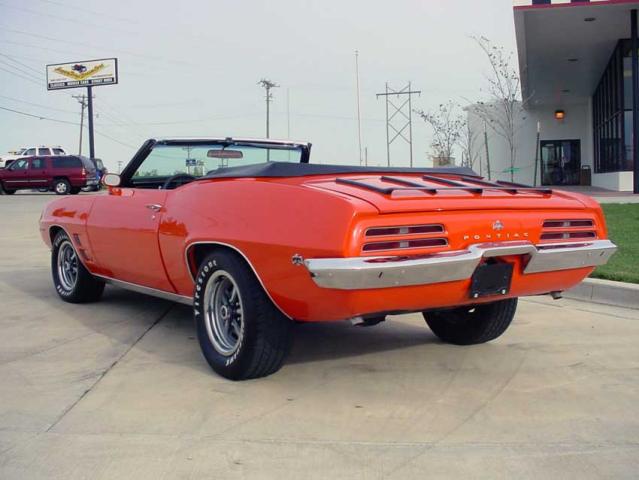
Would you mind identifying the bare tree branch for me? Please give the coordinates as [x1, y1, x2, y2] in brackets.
[414, 102, 464, 165]
[470, 36, 526, 181]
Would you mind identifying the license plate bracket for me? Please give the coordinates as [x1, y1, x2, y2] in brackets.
[470, 263, 513, 299]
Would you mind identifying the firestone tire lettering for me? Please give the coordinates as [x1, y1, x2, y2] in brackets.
[194, 251, 293, 380]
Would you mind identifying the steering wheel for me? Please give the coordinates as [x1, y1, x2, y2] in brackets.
[161, 174, 196, 190]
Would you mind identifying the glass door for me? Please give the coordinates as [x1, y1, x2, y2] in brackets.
[540, 140, 581, 186]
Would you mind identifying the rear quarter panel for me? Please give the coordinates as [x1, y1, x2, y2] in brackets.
[158, 178, 378, 318]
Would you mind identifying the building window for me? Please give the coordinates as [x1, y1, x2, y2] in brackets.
[593, 40, 632, 173]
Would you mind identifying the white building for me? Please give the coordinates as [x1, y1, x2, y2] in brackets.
[469, 0, 639, 192]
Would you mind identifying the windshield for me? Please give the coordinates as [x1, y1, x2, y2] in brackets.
[131, 143, 303, 184]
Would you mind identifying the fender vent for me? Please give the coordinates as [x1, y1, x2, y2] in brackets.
[540, 219, 596, 241]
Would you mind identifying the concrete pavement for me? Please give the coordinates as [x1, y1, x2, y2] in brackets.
[1, 193, 638, 479]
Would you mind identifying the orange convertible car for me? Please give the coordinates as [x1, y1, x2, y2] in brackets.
[40, 138, 617, 379]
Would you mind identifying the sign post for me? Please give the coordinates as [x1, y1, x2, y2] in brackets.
[46, 58, 118, 159]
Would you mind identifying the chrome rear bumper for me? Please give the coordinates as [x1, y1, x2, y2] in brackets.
[304, 240, 617, 290]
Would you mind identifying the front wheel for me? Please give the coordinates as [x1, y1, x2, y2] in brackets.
[194, 250, 293, 380]
[423, 298, 517, 345]
[51, 231, 105, 303]
[1, 182, 15, 194]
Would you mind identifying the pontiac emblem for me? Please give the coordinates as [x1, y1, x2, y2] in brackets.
[492, 220, 504, 231]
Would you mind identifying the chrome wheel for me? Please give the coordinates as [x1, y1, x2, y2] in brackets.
[55, 181, 68, 194]
[204, 270, 244, 356]
[56, 240, 78, 291]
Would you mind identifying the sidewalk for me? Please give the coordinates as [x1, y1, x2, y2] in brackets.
[554, 185, 639, 203]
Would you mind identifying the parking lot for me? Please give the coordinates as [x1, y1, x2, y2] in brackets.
[0, 193, 638, 479]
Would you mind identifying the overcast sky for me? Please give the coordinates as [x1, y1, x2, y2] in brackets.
[0, 0, 517, 171]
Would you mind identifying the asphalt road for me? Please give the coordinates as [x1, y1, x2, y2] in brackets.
[1, 193, 638, 479]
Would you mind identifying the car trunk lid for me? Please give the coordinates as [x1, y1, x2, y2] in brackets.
[306, 173, 588, 213]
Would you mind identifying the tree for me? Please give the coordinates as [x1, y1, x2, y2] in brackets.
[457, 116, 482, 170]
[415, 102, 464, 166]
[471, 36, 525, 181]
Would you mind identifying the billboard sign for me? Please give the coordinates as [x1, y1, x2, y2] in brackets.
[46, 58, 118, 90]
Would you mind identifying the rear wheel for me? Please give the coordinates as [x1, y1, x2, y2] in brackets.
[194, 250, 293, 380]
[423, 298, 517, 345]
[53, 179, 70, 195]
[51, 230, 104, 303]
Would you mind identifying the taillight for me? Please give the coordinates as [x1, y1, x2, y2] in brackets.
[540, 219, 596, 242]
[362, 223, 448, 253]
[81, 168, 86, 176]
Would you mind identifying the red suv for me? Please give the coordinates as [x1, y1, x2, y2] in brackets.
[0, 155, 98, 195]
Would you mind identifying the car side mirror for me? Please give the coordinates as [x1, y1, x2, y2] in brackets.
[102, 173, 121, 187]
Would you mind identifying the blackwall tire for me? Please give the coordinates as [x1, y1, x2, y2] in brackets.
[51, 231, 105, 303]
[53, 179, 70, 195]
[423, 298, 518, 346]
[1, 182, 15, 195]
[194, 250, 293, 380]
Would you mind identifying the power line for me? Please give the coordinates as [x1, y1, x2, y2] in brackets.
[0, 65, 43, 86]
[0, 94, 77, 114]
[5, 29, 196, 67]
[0, 59, 43, 82]
[0, 53, 44, 77]
[0, 105, 79, 125]
[92, 129, 138, 149]
[0, 1, 135, 34]
[0, 104, 138, 150]
[35, 0, 137, 25]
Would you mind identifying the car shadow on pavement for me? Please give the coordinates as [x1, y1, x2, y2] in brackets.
[2, 268, 438, 369]
[287, 320, 435, 365]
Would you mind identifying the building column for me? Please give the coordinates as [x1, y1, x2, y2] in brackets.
[632, 9, 639, 194]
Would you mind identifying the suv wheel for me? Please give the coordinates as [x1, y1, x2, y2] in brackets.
[1, 183, 15, 195]
[423, 298, 518, 345]
[51, 231, 105, 303]
[53, 179, 70, 195]
[194, 250, 293, 380]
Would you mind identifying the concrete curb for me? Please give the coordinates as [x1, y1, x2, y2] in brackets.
[564, 278, 639, 309]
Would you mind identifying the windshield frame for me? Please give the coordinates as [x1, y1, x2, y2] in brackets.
[120, 138, 311, 188]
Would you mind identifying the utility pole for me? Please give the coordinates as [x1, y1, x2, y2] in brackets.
[533, 121, 540, 186]
[376, 82, 421, 167]
[87, 86, 95, 159]
[258, 79, 279, 138]
[355, 50, 363, 165]
[483, 121, 491, 180]
[72, 93, 88, 155]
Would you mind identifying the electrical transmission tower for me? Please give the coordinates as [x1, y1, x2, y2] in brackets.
[258, 79, 279, 138]
[72, 93, 88, 155]
[376, 82, 421, 167]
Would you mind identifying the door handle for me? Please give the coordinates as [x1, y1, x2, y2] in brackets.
[145, 204, 162, 212]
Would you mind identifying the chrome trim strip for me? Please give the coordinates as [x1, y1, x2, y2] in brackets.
[304, 239, 617, 290]
[184, 241, 292, 319]
[95, 275, 192, 305]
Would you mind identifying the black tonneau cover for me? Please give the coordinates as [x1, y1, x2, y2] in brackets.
[205, 162, 478, 179]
